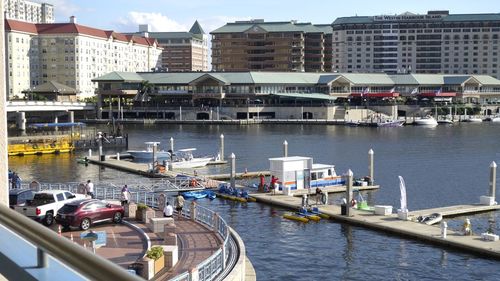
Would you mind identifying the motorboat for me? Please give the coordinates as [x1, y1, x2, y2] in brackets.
[413, 116, 438, 126]
[491, 115, 500, 122]
[376, 119, 405, 127]
[417, 213, 443, 225]
[168, 148, 213, 169]
[182, 190, 216, 200]
[463, 117, 483, 123]
[437, 118, 455, 125]
[127, 142, 170, 160]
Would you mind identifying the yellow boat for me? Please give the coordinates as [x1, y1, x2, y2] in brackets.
[8, 137, 74, 156]
[283, 213, 309, 223]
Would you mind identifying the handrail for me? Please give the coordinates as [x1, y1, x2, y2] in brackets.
[0, 204, 143, 281]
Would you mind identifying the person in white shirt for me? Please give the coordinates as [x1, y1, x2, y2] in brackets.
[86, 180, 95, 199]
[163, 202, 174, 218]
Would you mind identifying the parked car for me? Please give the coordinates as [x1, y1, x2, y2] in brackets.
[14, 190, 85, 226]
[9, 188, 35, 209]
[56, 199, 124, 230]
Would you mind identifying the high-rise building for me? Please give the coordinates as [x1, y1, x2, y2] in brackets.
[131, 21, 209, 72]
[211, 20, 333, 72]
[5, 16, 162, 98]
[4, 0, 54, 23]
[332, 11, 500, 78]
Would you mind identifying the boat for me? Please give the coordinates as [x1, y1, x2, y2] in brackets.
[269, 156, 346, 192]
[167, 148, 213, 169]
[182, 190, 216, 200]
[309, 207, 330, 219]
[127, 142, 170, 160]
[413, 116, 438, 126]
[437, 119, 454, 125]
[417, 213, 443, 225]
[491, 115, 500, 122]
[283, 213, 309, 223]
[463, 117, 483, 123]
[376, 119, 405, 127]
[297, 209, 321, 221]
[8, 136, 74, 156]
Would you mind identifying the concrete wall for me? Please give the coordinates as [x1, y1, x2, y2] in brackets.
[1, 1, 9, 205]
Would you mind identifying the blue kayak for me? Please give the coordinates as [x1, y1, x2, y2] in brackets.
[182, 190, 216, 200]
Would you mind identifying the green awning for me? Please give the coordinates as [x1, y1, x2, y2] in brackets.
[271, 93, 337, 101]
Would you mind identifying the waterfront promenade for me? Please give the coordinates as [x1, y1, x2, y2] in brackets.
[251, 192, 500, 259]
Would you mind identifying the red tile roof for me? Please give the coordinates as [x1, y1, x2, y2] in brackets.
[4, 19, 156, 47]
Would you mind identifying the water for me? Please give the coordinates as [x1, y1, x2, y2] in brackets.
[8, 123, 500, 280]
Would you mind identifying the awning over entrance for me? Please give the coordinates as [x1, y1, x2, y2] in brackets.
[271, 93, 337, 101]
[350, 92, 400, 98]
[420, 92, 456, 97]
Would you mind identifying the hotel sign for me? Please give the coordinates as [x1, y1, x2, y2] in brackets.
[374, 14, 444, 21]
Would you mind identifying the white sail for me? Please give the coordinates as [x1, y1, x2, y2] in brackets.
[398, 176, 408, 212]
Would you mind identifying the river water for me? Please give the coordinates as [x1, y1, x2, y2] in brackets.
[8, 123, 500, 280]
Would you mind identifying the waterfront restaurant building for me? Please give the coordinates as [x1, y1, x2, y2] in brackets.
[93, 71, 500, 120]
[332, 10, 500, 78]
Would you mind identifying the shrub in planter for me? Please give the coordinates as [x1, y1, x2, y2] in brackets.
[136, 203, 148, 221]
[146, 246, 164, 274]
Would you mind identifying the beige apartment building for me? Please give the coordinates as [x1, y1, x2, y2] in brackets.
[131, 21, 209, 72]
[4, 0, 54, 23]
[5, 16, 162, 99]
[332, 11, 500, 78]
[211, 20, 333, 72]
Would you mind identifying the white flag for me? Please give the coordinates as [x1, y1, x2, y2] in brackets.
[398, 176, 408, 212]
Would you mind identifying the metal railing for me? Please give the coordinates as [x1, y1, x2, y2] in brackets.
[0, 203, 143, 281]
[14, 180, 235, 281]
[170, 203, 232, 281]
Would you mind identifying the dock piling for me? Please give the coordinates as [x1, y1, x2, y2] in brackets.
[169, 137, 174, 153]
[283, 140, 288, 157]
[220, 134, 224, 161]
[346, 169, 353, 216]
[368, 149, 374, 185]
[489, 161, 497, 199]
[230, 153, 236, 189]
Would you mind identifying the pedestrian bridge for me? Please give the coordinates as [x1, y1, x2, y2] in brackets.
[6, 101, 94, 112]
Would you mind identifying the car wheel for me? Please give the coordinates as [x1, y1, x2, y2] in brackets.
[113, 212, 122, 223]
[80, 218, 91, 230]
[43, 213, 54, 226]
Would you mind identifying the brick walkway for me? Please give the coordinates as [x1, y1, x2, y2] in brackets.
[58, 213, 224, 280]
[155, 217, 223, 280]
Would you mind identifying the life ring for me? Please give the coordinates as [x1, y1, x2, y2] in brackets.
[320, 193, 328, 205]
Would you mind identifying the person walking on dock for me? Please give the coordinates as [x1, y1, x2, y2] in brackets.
[86, 180, 95, 199]
[175, 193, 185, 219]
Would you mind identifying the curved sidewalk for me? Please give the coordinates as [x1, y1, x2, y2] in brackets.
[59, 213, 224, 279]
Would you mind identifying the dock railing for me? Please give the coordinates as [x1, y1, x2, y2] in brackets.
[169, 203, 231, 281]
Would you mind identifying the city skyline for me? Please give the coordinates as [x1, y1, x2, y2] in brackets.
[38, 0, 500, 33]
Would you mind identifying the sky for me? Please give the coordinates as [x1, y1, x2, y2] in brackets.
[38, 0, 500, 33]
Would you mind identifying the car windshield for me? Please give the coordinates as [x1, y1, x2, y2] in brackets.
[58, 204, 79, 214]
[31, 193, 55, 205]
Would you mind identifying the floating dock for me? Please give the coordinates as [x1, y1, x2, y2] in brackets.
[250, 193, 500, 259]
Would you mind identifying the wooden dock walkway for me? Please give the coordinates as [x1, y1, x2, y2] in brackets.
[250, 193, 500, 259]
[408, 204, 500, 217]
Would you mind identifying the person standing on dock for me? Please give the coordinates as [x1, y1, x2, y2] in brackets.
[258, 174, 265, 192]
[270, 175, 277, 195]
[86, 180, 95, 199]
[121, 185, 130, 206]
[175, 193, 185, 219]
[163, 202, 173, 218]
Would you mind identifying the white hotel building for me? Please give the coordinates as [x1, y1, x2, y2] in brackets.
[4, 0, 54, 23]
[5, 16, 162, 99]
[332, 11, 500, 79]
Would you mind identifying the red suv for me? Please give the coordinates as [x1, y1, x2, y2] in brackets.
[56, 199, 124, 230]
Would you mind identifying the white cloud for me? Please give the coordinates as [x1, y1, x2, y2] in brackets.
[44, 0, 80, 20]
[117, 12, 187, 32]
